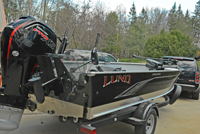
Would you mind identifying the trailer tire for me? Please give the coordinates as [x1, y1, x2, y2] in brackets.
[135, 109, 157, 134]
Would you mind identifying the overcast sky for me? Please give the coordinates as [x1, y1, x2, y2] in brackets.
[74, 0, 198, 15]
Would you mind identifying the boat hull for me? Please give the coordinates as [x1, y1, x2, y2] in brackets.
[88, 71, 178, 107]
[35, 69, 180, 120]
[86, 85, 174, 119]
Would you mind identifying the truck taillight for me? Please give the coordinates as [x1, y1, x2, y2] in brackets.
[196, 72, 199, 83]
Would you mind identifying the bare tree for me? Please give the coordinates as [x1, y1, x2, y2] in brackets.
[147, 7, 168, 35]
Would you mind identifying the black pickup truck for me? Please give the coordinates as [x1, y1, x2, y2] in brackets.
[162, 56, 200, 100]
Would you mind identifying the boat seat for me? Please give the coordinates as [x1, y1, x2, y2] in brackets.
[96, 65, 122, 72]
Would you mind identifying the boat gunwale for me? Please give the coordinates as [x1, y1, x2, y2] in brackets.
[86, 69, 181, 76]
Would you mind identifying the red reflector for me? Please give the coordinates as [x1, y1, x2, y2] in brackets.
[80, 127, 96, 134]
[196, 72, 199, 76]
[196, 79, 199, 82]
[197, 76, 199, 79]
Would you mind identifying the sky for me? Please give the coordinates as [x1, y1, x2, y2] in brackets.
[74, 0, 198, 15]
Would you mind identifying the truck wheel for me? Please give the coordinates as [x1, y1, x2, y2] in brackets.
[135, 109, 157, 134]
[192, 89, 199, 100]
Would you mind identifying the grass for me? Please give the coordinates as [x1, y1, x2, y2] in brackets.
[119, 58, 146, 63]
[198, 61, 200, 67]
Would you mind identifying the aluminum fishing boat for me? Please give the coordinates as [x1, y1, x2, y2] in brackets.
[0, 16, 182, 134]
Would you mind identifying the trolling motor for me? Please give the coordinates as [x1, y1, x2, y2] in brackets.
[133, 55, 178, 65]
[133, 55, 178, 70]
[133, 55, 164, 69]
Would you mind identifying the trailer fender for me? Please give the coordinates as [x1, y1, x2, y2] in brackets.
[168, 84, 182, 105]
[133, 102, 159, 121]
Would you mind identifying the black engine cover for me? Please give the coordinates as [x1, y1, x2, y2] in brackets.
[0, 16, 57, 106]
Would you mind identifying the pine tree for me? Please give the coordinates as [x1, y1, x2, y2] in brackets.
[128, 2, 137, 25]
[183, 9, 193, 37]
[168, 2, 177, 31]
[125, 7, 149, 56]
[193, 0, 200, 41]
[168, 4, 193, 37]
[177, 4, 184, 21]
[144, 30, 197, 58]
[176, 4, 184, 32]
[139, 7, 148, 25]
[185, 10, 190, 21]
[104, 11, 119, 54]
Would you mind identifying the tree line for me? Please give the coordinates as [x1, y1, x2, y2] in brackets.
[3, 0, 200, 58]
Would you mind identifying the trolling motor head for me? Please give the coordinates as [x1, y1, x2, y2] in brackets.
[0, 16, 57, 134]
[133, 55, 137, 58]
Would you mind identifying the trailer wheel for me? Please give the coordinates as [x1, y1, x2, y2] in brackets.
[135, 109, 157, 134]
[59, 116, 68, 123]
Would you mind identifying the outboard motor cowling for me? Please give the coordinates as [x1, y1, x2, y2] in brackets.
[0, 16, 57, 134]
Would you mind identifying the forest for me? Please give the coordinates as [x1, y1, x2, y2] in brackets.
[3, 0, 200, 58]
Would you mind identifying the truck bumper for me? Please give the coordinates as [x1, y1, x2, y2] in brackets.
[177, 83, 199, 93]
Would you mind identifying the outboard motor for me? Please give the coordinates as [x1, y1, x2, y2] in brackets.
[0, 16, 57, 134]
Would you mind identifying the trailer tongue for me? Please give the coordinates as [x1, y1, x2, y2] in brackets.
[0, 16, 182, 134]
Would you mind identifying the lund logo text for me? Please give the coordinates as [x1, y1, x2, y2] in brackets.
[103, 75, 131, 87]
